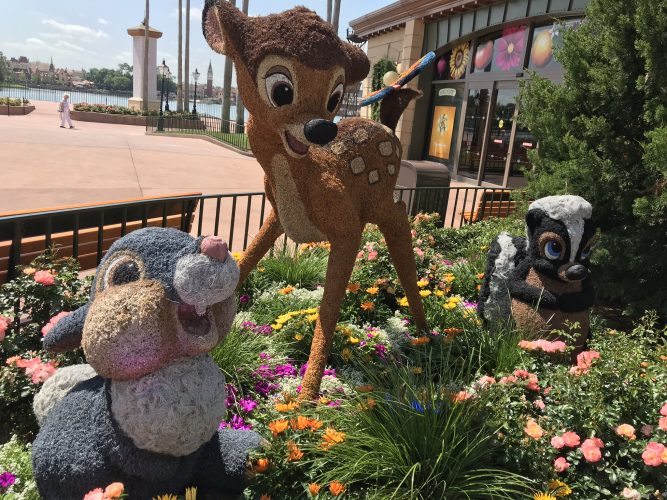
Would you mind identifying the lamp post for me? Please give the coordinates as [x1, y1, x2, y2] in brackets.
[164, 67, 172, 112]
[192, 67, 200, 115]
[157, 59, 169, 131]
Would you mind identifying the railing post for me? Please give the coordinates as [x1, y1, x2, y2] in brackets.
[7, 221, 24, 282]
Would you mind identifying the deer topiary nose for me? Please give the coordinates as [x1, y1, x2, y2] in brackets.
[304, 119, 338, 145]
[201, 236, 228, 262]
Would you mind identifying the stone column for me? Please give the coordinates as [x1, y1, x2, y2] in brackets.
[127, 24, 163, 111]
[395, 19, 424, 159]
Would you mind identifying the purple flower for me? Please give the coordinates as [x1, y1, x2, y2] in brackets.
[220, 414, 253, 430]
[463, 301, 478, 309]
[323, 367, 337, 377]
[430, 330, 441, 337]
[442, 259, 453, 266]
[274, 363, 297, 377]
[239, 398, 257, 413]
[375, 344, 387, 360]
[225, 383, 238, 406]
[239, 294, 251, 304]
[256, 324, 273, 335]
[402, 318, 411, 325]
[254, 380, 280, 397]
[241, 321, 257, 331]
[0, 472, 16, 488]
[299, 363, 309, 377]
[327, 400, 342, 408]
[259, 352, 272, 360]
[254, 364, 274, 380]
[359, 341, 367, 348]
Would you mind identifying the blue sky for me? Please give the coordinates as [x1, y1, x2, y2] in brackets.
[0, 0, 392, 86]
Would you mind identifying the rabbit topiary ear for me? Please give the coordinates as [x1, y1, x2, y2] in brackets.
[43, 304, 89, 352]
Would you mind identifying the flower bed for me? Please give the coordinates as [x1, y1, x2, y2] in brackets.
[0, 97, 34, 115]
[71, 103, 204, 128]
[0, 215, 665, 499]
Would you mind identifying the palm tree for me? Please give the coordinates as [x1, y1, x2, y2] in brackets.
[184, 0, 191, 112]
[221, 0, 235, 132]
[177, 0, 183, 112]
[326, 0, 332, 23]
[332, 0, 341, 31]
[142, 0, 150, 112]
[234, 0, 249, 132]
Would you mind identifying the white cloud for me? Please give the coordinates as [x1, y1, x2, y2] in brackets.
[55, 40, 85, 52]
[25, 37, 47, 45]
[170, 7, 203, 20]
[97, 18, 108, 25]
[41, 19, 109, 39]
[114, 51, 132, 62]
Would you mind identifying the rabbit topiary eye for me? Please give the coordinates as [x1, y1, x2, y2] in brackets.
[100, 253, 144, 291]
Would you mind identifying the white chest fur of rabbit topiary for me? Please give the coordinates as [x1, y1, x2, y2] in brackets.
[110, 354, 227, 456]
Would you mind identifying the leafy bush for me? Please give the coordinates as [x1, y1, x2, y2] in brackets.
[518, 0, 667, 317]
[72, 102, 195, 117]
[0, 98, 29, 106]
[370, 58, 396, 121]
[0, 436, 38, 499]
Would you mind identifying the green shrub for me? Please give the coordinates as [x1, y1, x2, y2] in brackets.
[370, 58, 396, 121]
[0, 436, 39, 499]
[518, 0, 667, 317]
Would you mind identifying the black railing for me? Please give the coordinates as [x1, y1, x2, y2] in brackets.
[146, 113, 251, 152]
[0, 187, 514, 283]
[0, 83, 132, 107]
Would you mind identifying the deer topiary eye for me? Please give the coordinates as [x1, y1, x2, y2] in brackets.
[266, 72, 294, 107]
[327, 83, 344, 113]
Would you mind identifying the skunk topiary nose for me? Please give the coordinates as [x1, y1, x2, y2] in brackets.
[201, 236, 228, 262]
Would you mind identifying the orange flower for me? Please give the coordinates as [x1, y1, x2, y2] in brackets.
[360, 301, 375, 311]
[307, 418, 323, 431]
[291, 415, 310, 431]
[260, 495, 272, 500]
[255, 458, 270, 473]
[356, 384, 374, 393]
[476, 273, 485, 279]
[103, 482, 124, 498]
[410, 336, 431, 346]
[615, 423, 636, 440]
[443, 327, 463, 335]
[268, 419, 289, 436]
[365, 287, 379, 295]
[346, 283, 360, 293]
[524, 418, 544, 439]
[278, 286, 295, 295]
[329, 481, 346, 496]
[287, 440, 304, 461]
[308, 483, 321, 496]
[275, 401, 299, 412]
[321, 427, 346, 449]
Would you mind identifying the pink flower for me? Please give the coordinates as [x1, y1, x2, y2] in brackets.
[494, 26, 527, 71]
[561, 431, 581, 447]
[533, 399, 546, 411]
[0, 315, 9, 342]
[641, 424, 654, 437]
[576, 350, 600, 370]
[553, 456, 569, 473]
[83, 488, 105, 500]
[367, 250, 378, 261]
[498, 375, 518, 385]
[615, 424, 636, 440]
[41, 311, 71, 337]
[356, 251, 364, 259]
[34, 270, 56, 286]
[641, 441, 666, 467]
[413, 247, 424, 259]
[16, 357, 57, 384]
[525, 376, 540, 392]
[452, 391, 474, 402]
[513, 369, 531, 379]
[621, 488, 641, 500]
[474, 375, 496, 391]
[518, 339, 567, 353]
[659, 416, 667, 432]
[551, 435, 565, 449]
[580, 438, 604, 463]
[660, 402, 667, 416]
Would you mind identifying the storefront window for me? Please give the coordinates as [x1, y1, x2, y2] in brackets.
[529, 20, 581, 71]
[473, 26, 528, 73]
[506, 126, 534, 187]
[482, 89, 517, 185]
[457, 88, 490, 180]
[434, 41, 470, 80]
[426, 84, 465, 164]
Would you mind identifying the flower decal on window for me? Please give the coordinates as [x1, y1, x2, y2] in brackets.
[494, 26, 527, 72]
[449, 42, 470, 79]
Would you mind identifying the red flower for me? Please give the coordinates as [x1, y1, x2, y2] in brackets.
[34, 270, 56, 286]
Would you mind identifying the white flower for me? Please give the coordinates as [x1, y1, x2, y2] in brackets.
[621, 487, 641, 500]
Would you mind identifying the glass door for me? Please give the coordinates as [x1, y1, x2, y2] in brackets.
[482, 88, 517, 185]
[457, 87, 491, 181]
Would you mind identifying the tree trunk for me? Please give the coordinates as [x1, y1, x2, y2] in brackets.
[184, 0, 191, 112]
[221, 0, 236, 132]
[142, 0, 150, 112]
[177, 0, 183, 112]
[332, 0, 341, 32]
[235, 0, 249, 133]
[326, 0, 332, 23]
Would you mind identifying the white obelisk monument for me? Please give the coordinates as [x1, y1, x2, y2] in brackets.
[127, 23, 163, 111]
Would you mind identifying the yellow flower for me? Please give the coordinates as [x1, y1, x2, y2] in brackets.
[533, 494, 557, 500]
[417, 279, 429, 288]
[271, 323, 282, 330]
[419, 290, 432, 297]
[398, 296, 409, 307]
[257, 266, 265, 273]
[360, 301, 375, 311]
[411, 367, 423, 374]
[185, 487, 197, 500]
[305, 307, 318, 314]
[449, 296, 461, 303]
[153, 496, 178, 500]
[435, 290, 445, 297]
[231, 251, 243, 261]
[307, 313, 319, 322]
[341, 347, 352, 361]
[480, 245, 489, 251]
[443, 302, 457, 310]
[445, 274, 455, 283]
[319, 396, 331, 405]
[278, 286, 295, 295]
[547, 480, 572, 497]
[348, 336, 360, 345]
[22, 267, 36, 276]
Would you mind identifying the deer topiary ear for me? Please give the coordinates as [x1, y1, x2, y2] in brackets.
[202, 0, 246, 56]
[343, 44, 370, 85]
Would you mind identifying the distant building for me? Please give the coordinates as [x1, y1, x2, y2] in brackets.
[206, 61, 213, 98]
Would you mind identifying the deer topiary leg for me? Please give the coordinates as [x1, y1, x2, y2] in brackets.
[375, 201, 428, 333]
[299, 232, 362, 401]
[236, 209, 284, 285]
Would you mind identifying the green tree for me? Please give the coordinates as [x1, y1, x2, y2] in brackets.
[0, 53, 7, 82]
[518, 0, 667, 316]
[370, 58, 396, 121]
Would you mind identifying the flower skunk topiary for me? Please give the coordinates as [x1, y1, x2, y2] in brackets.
[31, 227, 260, 499]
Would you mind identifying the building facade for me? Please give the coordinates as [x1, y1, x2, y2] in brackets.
[350, 0, 590, 187]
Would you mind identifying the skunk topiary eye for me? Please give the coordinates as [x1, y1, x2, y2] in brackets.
[544, 240, 563, 260]
[101, 254, 144, 290]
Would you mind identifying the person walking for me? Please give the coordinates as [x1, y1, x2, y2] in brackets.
[58, 94, 74, 129]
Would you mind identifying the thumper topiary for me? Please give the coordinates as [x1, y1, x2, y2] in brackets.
[32, 227, 260, 499]
[478, 195, 597, 352]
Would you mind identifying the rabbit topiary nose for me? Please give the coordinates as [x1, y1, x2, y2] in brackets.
[201, 236, 229, 262]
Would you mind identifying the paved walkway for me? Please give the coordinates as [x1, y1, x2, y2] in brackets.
[0, 101, 265, 213]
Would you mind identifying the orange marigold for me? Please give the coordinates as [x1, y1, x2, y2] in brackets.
[410, 336, 431, 346]
[356, 384, 374, 393]
[278, 286, 295, 295]
[329, 481, 346, 496]
[275, 401, 299, 412]
[255, 458, 270, 473]
[287, 440, 304, 461]
[260, 495, 272, 500]
[308, 483, 321, 496]
[307, 418, 323, 431]
[346, 283, 361, 293]
[268, 419, 289, 436]
[360, 301, 375, 311]
[290, 415, 310, 431]
[321, 427, 346, 449]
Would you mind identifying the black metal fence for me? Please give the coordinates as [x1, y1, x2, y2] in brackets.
[0, 186, 515, 283]
[0, 83, 132, 107]
[146, 113, 250, 152]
